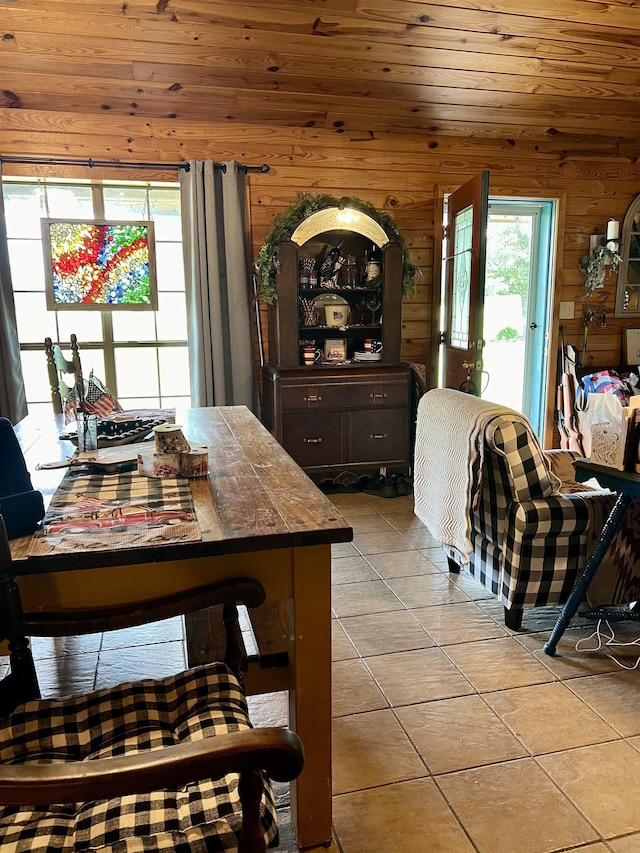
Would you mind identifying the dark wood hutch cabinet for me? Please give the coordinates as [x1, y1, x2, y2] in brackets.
[261, 205, 412, 484]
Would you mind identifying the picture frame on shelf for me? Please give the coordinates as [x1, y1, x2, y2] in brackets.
[324, 339, 347, 362]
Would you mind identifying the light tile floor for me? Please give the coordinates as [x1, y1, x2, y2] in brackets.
[17, 488, 640, 853]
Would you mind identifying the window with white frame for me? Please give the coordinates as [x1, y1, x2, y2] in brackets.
[3, 178, 191, 415]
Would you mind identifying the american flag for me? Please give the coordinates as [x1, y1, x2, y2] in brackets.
[64, 372, 122, 422]
[83, 373, 122, 417]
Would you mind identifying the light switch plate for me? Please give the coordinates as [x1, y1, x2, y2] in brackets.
[559, 301, 575, 320]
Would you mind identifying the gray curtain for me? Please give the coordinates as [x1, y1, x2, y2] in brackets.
[0, 167, 27, 424]
[180, 160, 259, 414]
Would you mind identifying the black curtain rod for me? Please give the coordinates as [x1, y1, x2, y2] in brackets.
[0, 156, 270, 174]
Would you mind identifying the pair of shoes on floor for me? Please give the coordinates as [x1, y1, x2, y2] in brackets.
[392, 473, 412, 497]
[362, 476, 397, 498]
[362, 474, 412, 499]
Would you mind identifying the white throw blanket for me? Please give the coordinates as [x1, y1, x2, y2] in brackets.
[413, 388, 534, 562]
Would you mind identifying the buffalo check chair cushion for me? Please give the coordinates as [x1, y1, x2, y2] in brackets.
[0, 663, 278, 852]
[486, 419, 561, 503]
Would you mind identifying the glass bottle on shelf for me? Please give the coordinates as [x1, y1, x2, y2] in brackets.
[364, 242, 381, 284]
[320, 238, 346, 284]
[314, 244, 329, 284]
[343, 255, 359, 288]
[298, 259, 309, 288]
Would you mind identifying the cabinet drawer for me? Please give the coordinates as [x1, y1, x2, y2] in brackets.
[282, 413, 342, 467]
[349, 409, 407, 463]
[281, 379, 407, 412]
[347, 381, 408, 408]
[281, 384, 346, 412]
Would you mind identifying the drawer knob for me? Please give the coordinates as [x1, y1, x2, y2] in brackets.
[369, 433, 388, 440]
[304, 395, 323, 402]
[303, 437, 323, 444]
[369, 393, 387, 399]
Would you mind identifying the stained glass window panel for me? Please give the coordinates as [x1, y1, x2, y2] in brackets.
[450, 206, 473, 349]
[42, 220, 157, 309]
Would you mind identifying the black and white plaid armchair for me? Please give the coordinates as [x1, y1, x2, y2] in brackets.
[414, 389, 638, 630]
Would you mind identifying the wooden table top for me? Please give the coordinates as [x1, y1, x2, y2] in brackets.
[11, 406, 353, 574]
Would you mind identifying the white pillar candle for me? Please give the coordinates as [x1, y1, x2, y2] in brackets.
[607, 219, 620, 241]
[590, 234, 599, 251]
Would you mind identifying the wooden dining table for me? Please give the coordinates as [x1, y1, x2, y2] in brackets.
[9, 405, 352, 849]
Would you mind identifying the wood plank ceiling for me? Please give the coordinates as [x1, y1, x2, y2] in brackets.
[0, 0, 639, 152]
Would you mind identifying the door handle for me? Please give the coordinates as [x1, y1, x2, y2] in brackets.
[369, 433, 388, 439]
[303, 437, 323, 443]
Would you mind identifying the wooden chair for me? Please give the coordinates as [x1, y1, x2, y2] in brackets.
[44, 334, 83, 415]
[0, 516, 304, 853]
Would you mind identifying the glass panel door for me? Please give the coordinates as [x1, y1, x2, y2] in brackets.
[450, 206, 473, 350]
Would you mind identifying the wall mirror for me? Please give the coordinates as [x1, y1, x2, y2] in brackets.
[615, 193, 640, 317]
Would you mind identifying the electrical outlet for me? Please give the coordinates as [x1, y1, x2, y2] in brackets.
[559, 301, 575, 320]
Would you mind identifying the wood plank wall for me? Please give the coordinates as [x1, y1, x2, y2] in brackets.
[2, 119, 639, 444]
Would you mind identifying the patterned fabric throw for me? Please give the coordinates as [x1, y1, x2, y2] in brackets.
[29, 466, 201, 555]
[575, 369, 634, 411]
[413, 388, 559, 562]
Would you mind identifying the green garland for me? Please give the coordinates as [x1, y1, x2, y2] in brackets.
[579, 236, 622, 297]
[255, 192, 421, 304]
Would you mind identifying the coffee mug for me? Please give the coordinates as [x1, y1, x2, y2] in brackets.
[364, 339, 383, 353]
[302, 345, 321, 366]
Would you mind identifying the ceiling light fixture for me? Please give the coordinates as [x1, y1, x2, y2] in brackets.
[336, 196, 360, 225]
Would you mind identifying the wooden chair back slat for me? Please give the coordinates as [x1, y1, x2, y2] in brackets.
[43, 335, 83, 415]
